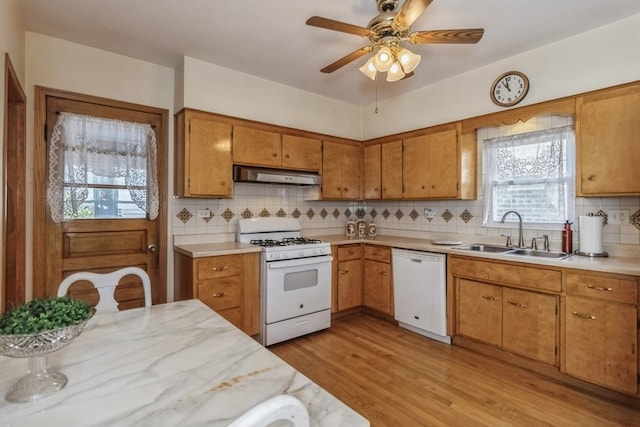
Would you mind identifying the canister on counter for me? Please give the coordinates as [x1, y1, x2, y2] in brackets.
[356, 219, 367, 238]
[346, 219, 356, 237]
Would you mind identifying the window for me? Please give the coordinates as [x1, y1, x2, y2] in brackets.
[482, 125, 575, 226]
[47, 112, 159, 222]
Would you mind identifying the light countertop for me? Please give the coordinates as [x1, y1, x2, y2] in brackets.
[0, 300, 369, 427]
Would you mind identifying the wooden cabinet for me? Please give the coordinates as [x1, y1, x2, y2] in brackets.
[363, 140, 403, 200]
[576, 82, 640, 196]
[322, 141, 361, 199]
[563, 271, 638, 394]
[174, 251, 260, 336]
[362, 245, 393, 315]
[232, 126, 322, 171]
[403, 127, 459, 198]
[452, 257, 559, 365]
[332, 244, 362, 312]
[174, 109, 233, 198]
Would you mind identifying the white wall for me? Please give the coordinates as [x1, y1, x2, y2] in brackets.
[362, 14, 640, 139]
[180, 57, 362, 140]
[24, 32, 175, 300]
[0, 0, 26, 308]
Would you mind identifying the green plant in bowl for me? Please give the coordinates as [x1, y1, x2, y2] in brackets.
[0, 297, 93, 403]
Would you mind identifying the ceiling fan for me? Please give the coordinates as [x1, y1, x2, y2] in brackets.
[306, 0, 484, 81]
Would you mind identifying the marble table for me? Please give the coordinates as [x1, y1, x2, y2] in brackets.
[0, 299, 369, 426]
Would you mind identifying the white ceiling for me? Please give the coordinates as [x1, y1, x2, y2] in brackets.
[19, 0, 640, 106]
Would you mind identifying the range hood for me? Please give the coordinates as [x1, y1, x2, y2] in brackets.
[233, 165, 322, 186]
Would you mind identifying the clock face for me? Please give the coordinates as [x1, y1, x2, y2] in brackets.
[491, 71, 529, 107]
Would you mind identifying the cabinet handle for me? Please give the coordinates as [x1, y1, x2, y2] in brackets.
[379, 272, 389, 276]
[587, 174, 596, 181]
[212, 291, 228, 297]
[586, 285, 613, 292]
[339, 270, 349, 275]
[572, 311, 596, 320]
[212, 266, 229, 271]
[507, 300, 525, 308]
[285, 154, 290, 158]
[346, 251, 355, 255]
[482, 296, 498, 302]
[272, 153, 278, 157]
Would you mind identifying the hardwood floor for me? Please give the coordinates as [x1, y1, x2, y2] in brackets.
[270, 313, 640, 427]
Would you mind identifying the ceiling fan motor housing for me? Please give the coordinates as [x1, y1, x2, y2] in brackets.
[377, 0, 398, 13]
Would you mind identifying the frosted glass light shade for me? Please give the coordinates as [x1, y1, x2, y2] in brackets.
[372, 46, 393, 72]
[386, 61, 405, 82]
[398, 47, 421, 73]
[359, 57, 377, 80]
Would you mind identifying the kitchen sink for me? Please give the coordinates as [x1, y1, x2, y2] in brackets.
[455, 244, 513, 253]
[455, 244, 571, 259]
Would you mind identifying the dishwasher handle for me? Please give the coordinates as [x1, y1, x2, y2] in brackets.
[392, 249, 445, 263]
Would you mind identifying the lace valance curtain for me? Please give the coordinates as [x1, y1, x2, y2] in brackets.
[482, 125, 575, 225]
[47, 112, 159, 223]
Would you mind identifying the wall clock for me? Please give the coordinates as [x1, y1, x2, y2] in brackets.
[490, 71, 529, 107]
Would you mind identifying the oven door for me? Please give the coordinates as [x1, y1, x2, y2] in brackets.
[264, 255, 332, 324]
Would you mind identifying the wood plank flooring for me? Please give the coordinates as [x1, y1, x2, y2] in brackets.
[270, 313, 640, 427]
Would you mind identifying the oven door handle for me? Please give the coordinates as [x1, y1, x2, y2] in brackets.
[267, 255, 333, 270]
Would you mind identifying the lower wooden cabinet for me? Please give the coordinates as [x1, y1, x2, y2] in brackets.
[332, 244, 362, 312]
[174, 251, 260, 336]
[457, 279, 502, 347]
[363, 245, 393, 315]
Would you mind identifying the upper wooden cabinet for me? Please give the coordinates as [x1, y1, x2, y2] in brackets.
[175, 109, 233, 198]
[403, 127, 459, 198]
[363, 140, 402, 200]
[322, 140, 362, 200]
[576, 82, 640, 196]
[232, 126, 322, 172]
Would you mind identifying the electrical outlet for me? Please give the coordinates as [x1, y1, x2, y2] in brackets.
[423, 208, 436, 219]
[608, 209, 629, 225]
[197, 209, 211, 219]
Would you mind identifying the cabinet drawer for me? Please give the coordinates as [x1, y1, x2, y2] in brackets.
[198, 276, 242, 310]
[338, 244, 362, 261]
[566, 272, 637, 304]
[364, 245, 390, 262]
[450, 257, 561, 292]
[197, 255, 242, 280]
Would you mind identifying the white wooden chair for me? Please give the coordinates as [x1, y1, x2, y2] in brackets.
[57, 266, 151, 313]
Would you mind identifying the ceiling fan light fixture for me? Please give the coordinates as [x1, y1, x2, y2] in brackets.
[398, 47, 421, 73]
[386, 61, 405, 82]
[372, 46, 393, 72]
[359, 57, 378, 80]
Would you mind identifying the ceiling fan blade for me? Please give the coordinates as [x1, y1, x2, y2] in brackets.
[393, 0, 433, 32]
[306, 16, 371, 37]
[408, 28, 485, 44]
[320, 46, 374, 73]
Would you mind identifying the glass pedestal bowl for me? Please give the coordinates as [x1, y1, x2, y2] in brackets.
[0, 320, 88, 403]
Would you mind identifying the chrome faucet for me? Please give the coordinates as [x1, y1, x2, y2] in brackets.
[500, 210, 525, 248]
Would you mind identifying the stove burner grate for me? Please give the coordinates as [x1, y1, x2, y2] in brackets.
[250, 237, 322, 247]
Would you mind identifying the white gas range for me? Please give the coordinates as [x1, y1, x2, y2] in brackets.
[237, 218, 332, 346]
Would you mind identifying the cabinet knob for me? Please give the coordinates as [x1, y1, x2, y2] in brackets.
[572, 311, 596, 320]
[379, 272, 389, 276]
[272, 153, 278, 157]
[212, 266, 229, 271]
[285, 154, 290, 158]
[587, 174, 596, 181]
[432, 184, 436, 189]
[212, 291, 228, 297]
[339, 270, 349, 275]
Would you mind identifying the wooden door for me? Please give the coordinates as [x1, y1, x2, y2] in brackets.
[186, 113, 232, 197]
[232, 126, 281, 167]
[34, 88, 167, 308]
[502, 288, 557, 365]
[381, 140, 403, 199]
[577, 83, 640, 196]
[363, 260, 392, 315]
[281, 134, 321, 171]
[363, 144, 381, 199]
[457, 279, 502, 347]
[402, 135, 430, 198]
[564, 296, 637, 394]
[428, 129, 458, 198]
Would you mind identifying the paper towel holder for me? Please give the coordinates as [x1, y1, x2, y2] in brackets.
[575, 214, 608, 257]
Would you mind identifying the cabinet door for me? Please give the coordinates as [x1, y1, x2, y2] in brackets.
[403, 135, 430, 198]
[363, 144, 381, 199]
[564, 296, 638, 394]
[341, 143, 362, 199]
[427, 129, 458, 198]
[577, 83, 640, 195]
[186, 116, 232, 197]
[337, 259, 362, 311]
[363, 260, 392, 315]
[457, 279, 502, 347]
[502, 288, 557, 365]
[282, 134, 321, 171]
[321, 141, 344, 199]
[381, 140, 403, 199]
[232, 125, 281, 167]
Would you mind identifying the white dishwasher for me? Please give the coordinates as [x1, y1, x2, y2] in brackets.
[392, 248, 450, 344]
